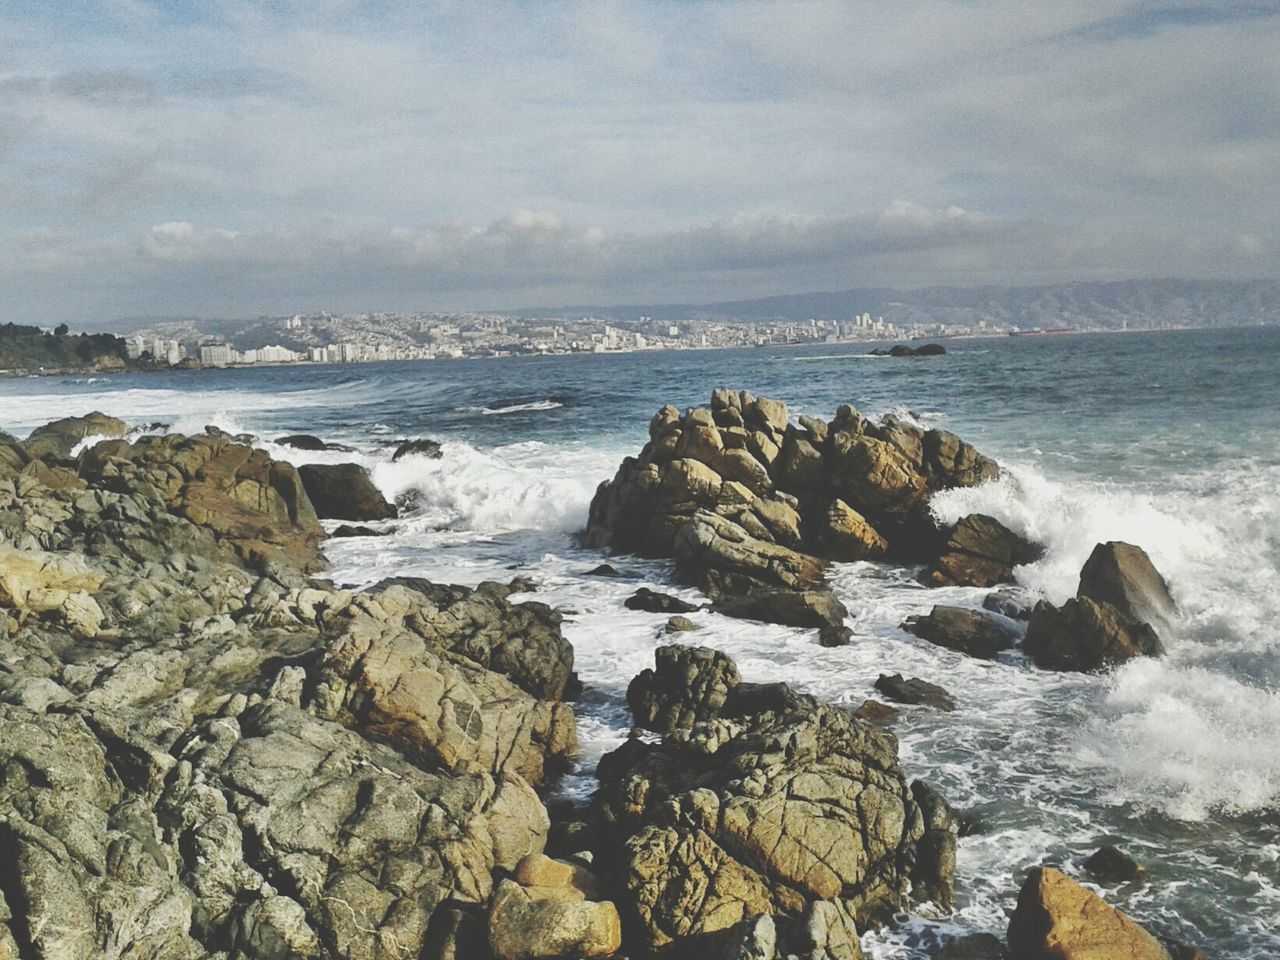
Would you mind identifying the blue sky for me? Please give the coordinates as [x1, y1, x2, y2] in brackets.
[1, 0, 1277, 322]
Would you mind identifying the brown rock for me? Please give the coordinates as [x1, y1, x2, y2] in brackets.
[823, 499, 889, 561]
[487, 879, 621, 960]
[1023, 597, 1163, 672]
[924, 514, 1041, 588]
[1077, 542, 1176, 626]
[1007, 866, 1171, 960]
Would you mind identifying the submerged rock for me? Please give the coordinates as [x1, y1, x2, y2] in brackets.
[273, 433, 353, 452]
[1084, 844, 1148, 884]
[874, 673, 956, 711]
[903, 605, 1020, 659]
[392, 437, 444, 461]
[1007, 866, 1171, 960]
[625, 587, 699, 614]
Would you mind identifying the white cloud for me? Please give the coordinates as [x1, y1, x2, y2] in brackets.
[0, 2, 1276, 322]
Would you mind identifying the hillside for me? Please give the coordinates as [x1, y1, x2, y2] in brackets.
[0, 323, 128, 373]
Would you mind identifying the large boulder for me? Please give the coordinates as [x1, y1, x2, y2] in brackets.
[1077, 542, 1175, 626]
[1023, 597, 1163, 672]
[594, 650, 954, 954]
[923, 514, 1041, 588]
[298, 462, 397, 522]
[487, 878, 621, 960]
[23, 411, 127, 459]
[1007, 867, 1171, 960]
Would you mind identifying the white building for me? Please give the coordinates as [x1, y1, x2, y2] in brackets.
[199, 343, 233, 367]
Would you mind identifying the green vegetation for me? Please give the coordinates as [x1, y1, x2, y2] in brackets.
[0, 323, 128, 372]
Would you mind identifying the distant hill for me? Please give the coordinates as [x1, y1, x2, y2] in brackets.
[513, 279, 1280, 328]
[0, 323, 128, 373]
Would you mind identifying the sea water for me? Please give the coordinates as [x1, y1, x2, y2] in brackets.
[3, 326, 1278, 957]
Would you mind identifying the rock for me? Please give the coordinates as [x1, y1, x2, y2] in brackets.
[874, 674, 956, 711]
[1023, 597, 1163, 672]
[675, 511, 826, 594]
[871, 344, 946, 357]
[902, 605, 1019, 659]
[983, 587, 1035, 620]
[934, 932, 1009, 959]
[665, 615, 697, 633]
[714, 585, 849, 632]
[923, 514, 1041, 588]
[0, 546, 107, 637]
[229, 895, 322, 958]
[625, 587, 699, 614]
[273, 433, 353, 452]
[23, 411, 127, 459]
[585, 563, 621, 577]
[822, 499, 889, 561]
[626, 644, 741, 734]
[1007, 866, 1172, 960]
[77, 431, 327, 573]
[1084, 844, 1147, 884]
[298, 462, 397, 521]
[1077, 542, 1176, 626]
[423, 905, 488, 960]
[853, 699, 897, 725]
[392, 437, 445, 460]
[487, 878, 621, 960]
[331, 523, 392, 537]
[594, 650, 953, 953]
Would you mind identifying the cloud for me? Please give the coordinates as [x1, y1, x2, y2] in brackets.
[0, 2, 1277, 322]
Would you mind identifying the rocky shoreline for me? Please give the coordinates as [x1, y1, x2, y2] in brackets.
[0, 399, 1201, 960]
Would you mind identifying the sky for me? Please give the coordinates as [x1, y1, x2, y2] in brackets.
[1, 0, 1278, 324]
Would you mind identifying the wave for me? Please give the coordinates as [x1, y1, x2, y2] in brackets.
[370, 439, 611, 533]
[456, 399, 565, 415]
[931, 459, 1280, 819]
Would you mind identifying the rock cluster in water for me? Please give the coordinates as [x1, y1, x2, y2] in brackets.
[587, 389, 1031, 643]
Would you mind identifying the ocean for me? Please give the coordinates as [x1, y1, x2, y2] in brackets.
[3, 325, 1278, 957]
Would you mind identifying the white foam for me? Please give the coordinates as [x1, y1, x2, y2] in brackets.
[457, 399, 565, 415]
[370, 439, 612, 533]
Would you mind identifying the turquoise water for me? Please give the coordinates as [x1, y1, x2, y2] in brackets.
[3, 326, 1278, 957]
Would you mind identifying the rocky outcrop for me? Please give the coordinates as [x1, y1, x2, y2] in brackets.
[298, 462, 398, 522]
[1007, 867, 1171, 960]
[903, 605, 1020, 659]
[0, 419, 583, 960]
[77, 431, 327, 573]
[22, 411, 127, 459]
[923, 514, 1041, 588]
[874, 674, 956, 711]
[1023, 542, 1172, 673]
[487, 857, 622, 960]
[869, 344, 946, 357]
[274, 433, 354, 452]
[586, 391, 1002, 637]
[1023, 597, 1163, 672]
[593, 646, 954, 955]
[392, 438, 444, 461]
[1077, 541, 1176, 626]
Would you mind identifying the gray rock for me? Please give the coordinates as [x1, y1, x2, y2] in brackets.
[903, 605, 1020, 659]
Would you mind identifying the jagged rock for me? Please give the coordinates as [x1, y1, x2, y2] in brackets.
[312, 585, 576, 786]
[23, 411, 127, 459]
[714, 585, 849, 633]
[924, 514, 1041, 587]
[77, 432, 327, 573]
[822, 499, 889, 561]
[594, 650, 952, 953]
[902, 605, 1019, 659]
[1007, 866, 1171, 960]
[1023, 597, 1163, 672]
[874, 674, 956, 711]
[1077, 542, 1176, 626]
[625, 587, 699, 614]
[0, 546, 107, 637]
[298, 462, 397, 522]
[273, 433, 353, 452]
[626, 644, 741, 734]
[665, 615, 697, 633]
[392, 438, 445, 460]
[675, 511, 826, 595]
[487, 879, 621, 960]
[1084, 844, 1147, 884]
